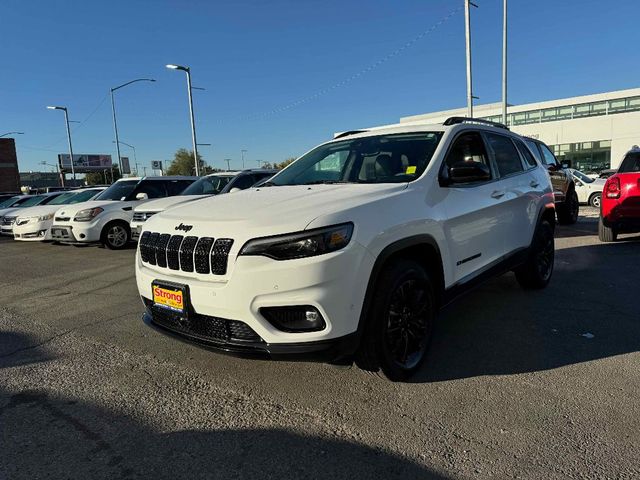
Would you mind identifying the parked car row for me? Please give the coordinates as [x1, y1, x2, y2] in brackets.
[0, 169, 275, 248]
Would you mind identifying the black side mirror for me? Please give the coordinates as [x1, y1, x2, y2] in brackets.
[561, 160, 571, 169]
[447, 161, 491, 184]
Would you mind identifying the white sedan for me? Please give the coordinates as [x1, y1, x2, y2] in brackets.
[13, 188, 105, 241]
[570, 169, 606, 208]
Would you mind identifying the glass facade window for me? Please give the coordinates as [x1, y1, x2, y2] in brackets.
[573, 103, 591, 118]
[550, 139, 611, 174]
[541, 108, 557, 122]
[590, 101, 607, 115]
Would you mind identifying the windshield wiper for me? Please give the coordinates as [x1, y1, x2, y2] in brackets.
[302, 180, 350, 185]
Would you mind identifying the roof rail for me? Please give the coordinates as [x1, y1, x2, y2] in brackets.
[333, 130, 368, 139]
[443, 116, 509, 130]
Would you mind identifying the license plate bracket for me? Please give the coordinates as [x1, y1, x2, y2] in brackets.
[152, 281, 189, 315]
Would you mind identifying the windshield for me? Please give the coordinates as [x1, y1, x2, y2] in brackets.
[0, 196, 20, 208]
[181, 175, 234, 195]
[19, 195, 48, 207]
[572, 170, 594, 183]
[94, 180, 139, 201]
[267, 132, 443, 186]
[619, 152, 640, 173]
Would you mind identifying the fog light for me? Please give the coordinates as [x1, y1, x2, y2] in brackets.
[260, 306, 326, 332]
[38, 230, 47, 237]
[79, 233, 86, 239]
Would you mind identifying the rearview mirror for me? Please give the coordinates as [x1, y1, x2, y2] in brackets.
[447, 161, 491, 184]
[135, 192, 149, 200]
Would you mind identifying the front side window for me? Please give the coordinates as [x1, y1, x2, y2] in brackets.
[181, 175, 233, 195]
[485, 133, 524, 177]
[128, 181, 167, 200]
[444, 131, 491, 170]
[619, 152, 640, 173]
[268, 133, 443, 186]
[94, 180, 139, 201]
[229, 174, 257, 190]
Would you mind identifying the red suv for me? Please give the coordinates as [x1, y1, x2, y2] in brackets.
[599, 146, 640, 242]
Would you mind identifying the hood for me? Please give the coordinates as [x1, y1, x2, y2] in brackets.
[133, 195, 209, 213]
[55, 199, 137, 217]
[0, 207, 22, 218]
[14, 204, 61, 220]
[144, 183, 406, 240]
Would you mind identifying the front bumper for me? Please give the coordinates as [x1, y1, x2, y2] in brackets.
[50, 222, 101, 244]
[130, 222, 143, 241]
[136, 240, 374, 347]
[142, 306, 358, 362]
[0, 225, 14, 235]
[13, 220, 51, 241]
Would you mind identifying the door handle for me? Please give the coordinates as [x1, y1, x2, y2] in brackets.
[491, 190, 505, 199]
[530, 180, 540, 188]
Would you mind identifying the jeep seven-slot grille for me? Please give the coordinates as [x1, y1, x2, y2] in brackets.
[139, 231, 234, 275]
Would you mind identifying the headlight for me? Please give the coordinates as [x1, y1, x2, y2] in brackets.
[239, 223, 353, 260]
[38, 213, 55, 221]
[74, 207, 104, 222]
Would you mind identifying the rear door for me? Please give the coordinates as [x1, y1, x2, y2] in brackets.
[440, 130, 509, 283]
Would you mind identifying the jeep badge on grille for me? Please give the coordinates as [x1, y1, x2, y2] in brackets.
[175, 223, 193, 232]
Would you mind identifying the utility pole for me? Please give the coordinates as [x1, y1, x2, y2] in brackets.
[464, 0, 477, 118]
[224, 159, 231, 171]
[502, 0, 508, 125]
[241, 149, 247, 169]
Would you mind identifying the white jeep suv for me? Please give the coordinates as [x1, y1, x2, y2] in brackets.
[135, 118, 555, 380]
[51, 176, 196, 249]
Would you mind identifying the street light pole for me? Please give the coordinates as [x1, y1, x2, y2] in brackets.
[166, 64, 200, 176]
[110, 78, 155, 175]
[241, 149, 247, 169]
[502, 0, 508, 126]
[224, 159, 231, 171]
[47, 106, 75, 182]
[464, 0, 477, 118]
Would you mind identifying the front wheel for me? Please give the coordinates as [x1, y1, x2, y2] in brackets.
[356, 259, 436, 381]
[101, 221, 130, 250]
[515, 219, 555, 290]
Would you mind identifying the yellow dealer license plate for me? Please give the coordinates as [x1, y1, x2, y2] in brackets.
[152, 282, 187, 313]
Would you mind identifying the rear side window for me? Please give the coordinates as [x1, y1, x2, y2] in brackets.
[524, 140, 543, 164]
[513, 138, 538, 168]
[485, 133, 524, 177]
[445, 131, 491, 170]
[539, 143, 559, 167]
[619, 152, 640, 173]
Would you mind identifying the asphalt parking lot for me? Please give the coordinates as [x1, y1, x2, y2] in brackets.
[1, 207, 639, 480]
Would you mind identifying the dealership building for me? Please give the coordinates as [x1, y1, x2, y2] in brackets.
[397, 87, 640, 173]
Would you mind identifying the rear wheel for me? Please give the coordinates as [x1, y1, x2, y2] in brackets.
[589, 193, 602, 208]
[356, 259, 436, 381]
[557, 189, 579, 224]
[598, 217, 617, 242]
[515, 219, 554, 289]
[101, 221, 130, 250]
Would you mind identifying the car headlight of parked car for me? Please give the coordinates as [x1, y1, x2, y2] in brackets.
[38, 213, 55, 222]
[239, 223, 353, 260]
[74, 207, 104, 222]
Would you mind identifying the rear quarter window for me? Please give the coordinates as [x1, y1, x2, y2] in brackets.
[619, 152, 640, 173]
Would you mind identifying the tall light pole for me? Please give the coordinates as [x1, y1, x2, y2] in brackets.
[110, 78, 155, 175]
[0, 131, 24, 137]
[241, 149, 247, 169]
[113, 140, 138, 175]
[464, 1, 477, 118]
[166, 64, 200, 176]
[224, 159, 232, 171]
[47, 106, 76, 182]
[502, 0, 508, 126]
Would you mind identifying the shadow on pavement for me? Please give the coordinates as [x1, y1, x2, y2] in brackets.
[0, 388, 452, 480]
[0, 330, 55, 369]
[413, 241, 640, 383]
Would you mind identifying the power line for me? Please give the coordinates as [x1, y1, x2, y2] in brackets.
[221, 5, 463, 124]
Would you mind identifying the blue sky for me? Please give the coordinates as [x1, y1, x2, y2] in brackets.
[3, 0, 639, 173]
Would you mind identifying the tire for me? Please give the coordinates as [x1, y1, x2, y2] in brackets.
[598, 217, 617, 242]
[101, 221, 130, 250]
[515, 219, 554, 290]
[589, 193, 602, 209]
[355, 259, 436, 381]
[557, 189, 579, 225]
